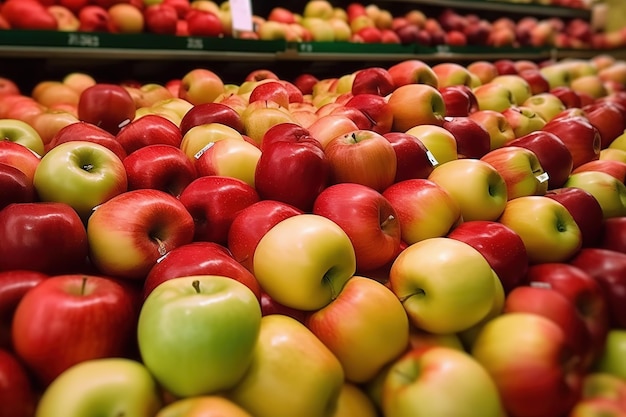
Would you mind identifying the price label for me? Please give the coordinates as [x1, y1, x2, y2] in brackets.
[229, 0, 253, 32]
[426, 150, 439, 167]
[536, 172, 550, 184]
[67, 33, 100, 48]
[186, 37, 204, 50]
[194, 142, 215, 160]
[299, 43, 314, 53]
[436, 44, 451, 54]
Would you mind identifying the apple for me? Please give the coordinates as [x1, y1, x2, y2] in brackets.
[107, 3, 144, 33]
[227, 200, 303, 272]
[29, 108, 80, 147]
[471, 313, 583, 417]
[518, 68, 551, 95]
[241, 100, 299, 147]
[0, 139, 41, 184]
[0, 163, 36, 209]
[564, 171, 626, 218]
[46, 120, 127, 161]
[179, 175, 260, 245]
[194, 138, 261, 189]
[179, 102, 244, 137]
[227, 314, 344, 417]
[0, 201, 88, 274]
[442, 116, 491, 159]
[583, 101, 626, 149]
[143, 3, 178, 34]
[77, 83, 136, 135]
[87, 189, 194, 280]
[306, 276, 409, 383]
[550, 86, 583, 109]
[186, 9, 223, 37]
[382, 179, 461, 245]
[1, 0, 58, 30]
[480, 146, 549, 200]
[333, 383, 379, 417]
[404, 124, 457, 166]
[570, 248, 626, 329]
[501, 106, 547, 138]
[34, 358, 162, 417]
[428, 158, 508, 222]
[600, 217, 626, 254]
[448, 220, 529, 293]
[386, 83, 446, 131]
[383, 131, 437, 182]
[180, 122, 245, 162]
[253, 213, 356, 311]
[0, 118, 45, 156]
[542, 115, 602, 169]
[34, 140, 127, 220]
[432, 62, 474, 89]
[439, 85, 479, 117]
[545, 187, 605, 249]
[351, 67, 395, 97]
[505, 130, 574, 190]
[468, 110, 516, 151]
[138, 275, 261, 397]
[473, 82, 517, 112]
[573, 160, 626, 183]
[178, 68, 225, 106]
[77, 5, 110, 32]
[0, 269, 48, 349]
[307, 114, 360, 149]
[522, 92, 567, 123]
[524, 263, 611, 370]
[594, 329, 626, 381]
[344, 93, 393, 135]
[324, 129, 397, 193]
[382, 346, 505, 417]
[116, 114, 182, 154]
[387, 59, 439, 89]
[467, 60, 499, 85]
[389, 237, 499, 334]
[154, 396, 253, 417]
[0, 348, 36, 417]
[313, 183, 401, 273]
[12, 274, 140, 386]
[498, 195, 582, 264]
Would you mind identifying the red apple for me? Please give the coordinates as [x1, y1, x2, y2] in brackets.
[293, 73, 320, 95]
[448, 220, 529, 293]
[344, 93, 394, 135]
[227, 199, 303, 272]
[439, 85, 479, 117]
[185, 9, 223, 37]
[46, 121, 127, 161]
[143, 3, 178, 35]
[11, 274, 140, 386]
[0, 202, 88, 275]
[550, 86, 582, 109]
[0, 140, 41, 184]
[77, 83, 136, 135]
[77, 5, 109, 32]
[542, 115, 602, 169]
[443, 116, 491, 159]
[351, 67, 395, 97]
[123, 144, 197, 198]
[1, 0, 58, 30]
[573, 159, 626, 183]
[0, 348, 36, 417]
[583, 101, 626, 149]
[143, 241, 261, 301]
[600, 216, 626, 254]
[179, 175, 260, 245]
[545, 187, 605, 249]
[0, 163, 36, 210]
[383, 131, 437, 182]
[313, 182, 402, 273]
[115, 114, 183, 154]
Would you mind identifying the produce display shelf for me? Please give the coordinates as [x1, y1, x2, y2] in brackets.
[393, 0, 592, 18]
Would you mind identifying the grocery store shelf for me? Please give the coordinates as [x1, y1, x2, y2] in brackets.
[393, 0, 592, 18]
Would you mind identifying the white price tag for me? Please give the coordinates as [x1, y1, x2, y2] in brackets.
[229, 0, 253, 33]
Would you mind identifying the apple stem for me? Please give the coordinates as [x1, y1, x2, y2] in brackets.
[153, 236, 167, 256]
[381, 214, 396, 228]
[81, 276, 88, 295]
[192, 280, 201, 294]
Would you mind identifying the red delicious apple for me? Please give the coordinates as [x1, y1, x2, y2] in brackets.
[542, 115, 601, 169]
[351, 67, 395, 97]
[115, 114, 183, 154]
[442, 116, 491, 159]
[143, 241, 262, 301]
[583, 101, 626, 149]
[227, 199, 303, 272]
[600, 216, 626, 254]
[179, 175, 260, 245]
[344, 93, 394, 135]
[439, 85, 479, 117]
[185, 9, 223, 37]
[123, 144, 197, 198]
[0, 163, 36, 210]
[46, 121, 127, 161]
[0, 202, 88, 275]
[448, 220, 529, 293]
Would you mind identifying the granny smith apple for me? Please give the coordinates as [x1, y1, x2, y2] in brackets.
[138, 275, 262, 398]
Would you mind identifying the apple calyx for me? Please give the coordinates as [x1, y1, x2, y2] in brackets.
[192, 279, 201, 294]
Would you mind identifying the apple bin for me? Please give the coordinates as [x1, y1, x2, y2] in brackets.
[3, 0, 626, 416]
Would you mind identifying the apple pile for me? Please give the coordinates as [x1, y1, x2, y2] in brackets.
[2, 0, 625, 51]
[2, 51, 626, 417]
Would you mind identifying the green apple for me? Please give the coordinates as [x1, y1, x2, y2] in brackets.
[33, 140, 127, 220]
[491, 74, 533, 106]
[389, 237, 499, 334]
[333, 383, 379, 417]
[0, 118, 45, 156]
[137, 275, 262, 398]
[564, 171, 626, 218]
[473, 82, 517, 112]
[253, 213, 356, 311]
[427, 158, 508, 221]
[35, 358, 162, 417]
[306, 276, 410, 384]
[228, 314, 345, 417]
[521, 93, 567, 123]
[382, 346, 504, 417]
[594, 329, 626, 381]
[180, 122, 245, 162]
[498, 195, 582, 264]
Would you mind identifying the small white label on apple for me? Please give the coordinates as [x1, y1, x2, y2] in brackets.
[536, 172, 550, 184]
[530, 281, 552, 289]
[229, 0, 253, 33]
[118, 118, 132, 130]
[426, 150, 439, 167]
[194, 142, 216, 160]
